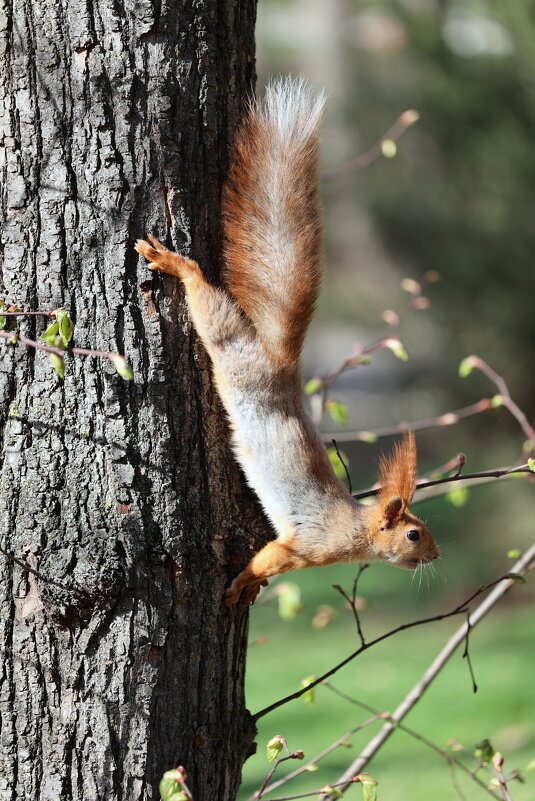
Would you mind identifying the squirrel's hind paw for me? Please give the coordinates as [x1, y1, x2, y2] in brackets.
[135, 236, 199, 281]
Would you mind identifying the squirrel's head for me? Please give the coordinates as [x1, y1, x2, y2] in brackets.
[363, 433, 440, 570]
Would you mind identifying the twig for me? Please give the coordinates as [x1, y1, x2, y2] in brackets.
[468, 357, 535, 449]
[318, 338, 399, 416]
[322, 544, 535, 797]
[321, 683, 497, 800]
[462, 612, 478, 694]
[332, 565, 369, 645]
[331, 439, 352, 494]
[262, 778, 356, 801]
[493, 754, 514, 801]
[321, 399, 493, 443]
[253, 563, 531, 721]
[254, 754, 300, 800]
[257, 718, 383, 799]
[0, 544, 89, 599]
[0, 330, 130, 370]
[0, 310, 55, 317]
[322, 109, 419, 182]
[352, 464, 533, 501]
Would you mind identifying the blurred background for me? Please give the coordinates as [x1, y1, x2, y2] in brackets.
[240, 2, 535, 800]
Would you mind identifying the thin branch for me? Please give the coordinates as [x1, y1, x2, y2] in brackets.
[332, 564, 369, 645]
[323, 544, 535, 797]
[262, 778, 357, 801]
[318, 338, 398, 417]
[322, 109, 419, 182]
[0, 310, 55, 317]
[352, 464, 533, 501]
[331, 439, 352, 494]
[321, 683, 497, 800]
[321, 399, 493, 443]
[493, 755, 514, 801]
[467, 356, 535, 449]
[257, 717, 383, 799]
[0, 330, 131, 372]
[0, 544, 90, 599]
[253, 562, 532, 722]
[462, 611, 478, 694]
[254, 754, 301, 800]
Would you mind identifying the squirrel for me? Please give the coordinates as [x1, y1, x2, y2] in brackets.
[135, 77, 440, 606]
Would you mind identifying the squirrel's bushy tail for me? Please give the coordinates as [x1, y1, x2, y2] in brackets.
[222, 78, 325, 368]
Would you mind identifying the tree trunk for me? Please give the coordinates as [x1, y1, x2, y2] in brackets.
[0, 1, 265, 799]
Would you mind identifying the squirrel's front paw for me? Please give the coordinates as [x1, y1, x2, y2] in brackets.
[244, 580, 268, 605]
[223, 586, 241, 607]
[224, 577, 268, 607]
[135, 235, 198, 280]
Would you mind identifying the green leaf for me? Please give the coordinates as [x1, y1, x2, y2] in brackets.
[49, 353, 65, 379]
[299, 675, 317, 705]
[445, 486, 469, 507]
[267, 735, 285, 763]
[475, 739, 495, 766]
[384, 337, 408, 361]
[111, 354, 134, 380]
[528, 458, 535, 473]
[326, 400, 348, 427]
[319, 786, 343, 798]
[304, 377, 323, 395]
[357, 774, 378, 801]
[327, 446, 350, 481]
[505, 573, 527, 584]
[0, 301, 7, 330]
[277, 582, 302, 620]
[55, 309, 74, 346]
[40, 320, 60, 346]
[526, 758, 535, 772]
[491, 394, 504, 408]
[507, 549, 521, 559]
[159, 772, 182, 800]
[459, 356, 479, 378]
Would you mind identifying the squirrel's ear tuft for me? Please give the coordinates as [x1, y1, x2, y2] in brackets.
[378, 432, 417, 509]
[383, 496, 403, 523]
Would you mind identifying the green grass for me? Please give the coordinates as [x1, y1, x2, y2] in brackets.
[240, 563, 535, 801]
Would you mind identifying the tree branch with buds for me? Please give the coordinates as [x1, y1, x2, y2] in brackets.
[0, 303, 133, 379]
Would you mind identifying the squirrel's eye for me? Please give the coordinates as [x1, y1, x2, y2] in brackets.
[406, 529, 420, 542]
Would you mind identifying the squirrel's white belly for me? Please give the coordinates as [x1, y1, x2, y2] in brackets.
[222, 390, 316, 537]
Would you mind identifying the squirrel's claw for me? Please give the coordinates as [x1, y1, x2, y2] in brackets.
[224, 578, 269, 607]
[148, 233, 164, 250]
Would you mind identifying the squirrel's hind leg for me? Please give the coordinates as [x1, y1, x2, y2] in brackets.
[136, 235, 252, 352]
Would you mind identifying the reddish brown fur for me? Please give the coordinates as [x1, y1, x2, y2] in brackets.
[222, 107, 322, 368]
[378, 431, 417, 511]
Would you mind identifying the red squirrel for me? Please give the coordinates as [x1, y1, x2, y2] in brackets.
[135, 78, 439, 605]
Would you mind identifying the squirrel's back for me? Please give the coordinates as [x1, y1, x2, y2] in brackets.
[222, 78, 325, 369]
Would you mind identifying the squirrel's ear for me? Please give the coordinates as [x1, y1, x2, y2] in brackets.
[383, 496, 403, 523]
[378, 432, 417, 510]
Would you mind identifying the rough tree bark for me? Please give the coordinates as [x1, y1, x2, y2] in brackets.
[0, 1, 266, 799]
